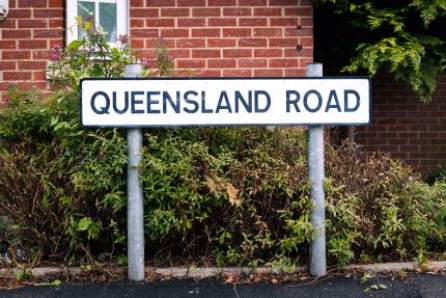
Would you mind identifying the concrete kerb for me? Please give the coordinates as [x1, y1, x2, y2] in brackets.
[0, 262, 445, 280]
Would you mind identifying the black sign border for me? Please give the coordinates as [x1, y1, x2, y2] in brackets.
[80, 76, 371, 128]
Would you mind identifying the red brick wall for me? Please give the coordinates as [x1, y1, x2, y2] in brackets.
[0, 0, 64, 100]
[356, 75, 446, 176]
[0, 0, 313, 102]
[129, 0, 313, 77]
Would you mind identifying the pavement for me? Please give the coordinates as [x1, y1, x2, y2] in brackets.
[0, 273, 445, 298]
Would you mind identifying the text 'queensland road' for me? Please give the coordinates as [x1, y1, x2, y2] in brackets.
[81, 77, 370, 127]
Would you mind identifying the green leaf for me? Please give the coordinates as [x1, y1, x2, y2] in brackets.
[78, 217, 93, 232]
[67, 40, 82, 51]
[116, 255, 128, 266]
[35, 279, 62, 287]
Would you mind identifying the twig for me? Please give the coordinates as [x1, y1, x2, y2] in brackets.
[233, 281, 240, 298]
[285, 272, 335, 288]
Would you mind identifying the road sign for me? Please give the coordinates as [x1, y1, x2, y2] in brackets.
[81, 77, 370, 127]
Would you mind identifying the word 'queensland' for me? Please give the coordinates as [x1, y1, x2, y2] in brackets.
[91, 90, 270, 114]
[81, 78, 370, 126]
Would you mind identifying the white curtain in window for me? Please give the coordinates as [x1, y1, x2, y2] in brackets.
[66, 0, 128, 44]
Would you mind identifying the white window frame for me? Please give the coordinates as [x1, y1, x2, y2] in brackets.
[66, 0, 128, 45]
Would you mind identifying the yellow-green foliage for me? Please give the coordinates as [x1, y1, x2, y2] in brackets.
[325, 143, 446, 266]
[1, 27, 445, 267]
[316, 0, 446, 101]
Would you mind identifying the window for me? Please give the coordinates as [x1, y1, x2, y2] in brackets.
[66, 0, 128, 44]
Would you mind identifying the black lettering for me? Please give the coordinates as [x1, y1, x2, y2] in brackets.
[183, 91, 199, 113]
[254, 90, 271, 113]
[286, 90, 300, 112]
[90, 91, 110, 114]
[216, 91, 232, 113]
[235, 91, 252, 113]
[344, 89, 360, 112]
[201, 91, 213, 113]
[303, 89, 322, 113]
[112, 91, 129, 114]
[131, 91, 145, 114]
[162, 91, 180, 113]
[146, 91, 160, 114]
[325, 90, 341, 112]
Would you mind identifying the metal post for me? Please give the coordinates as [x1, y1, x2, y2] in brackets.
[306, 63, 326, 277]
[125, 64, 145, 281]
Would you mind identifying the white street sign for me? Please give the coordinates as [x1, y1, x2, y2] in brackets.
[81, 77, 370, 127]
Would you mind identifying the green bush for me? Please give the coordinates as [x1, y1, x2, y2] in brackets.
[0, 26, 445, 268]
[2, 90, 445, 267]
[425, 166, 446, 184]
[0, 97, 127, 263]
[139, 127, 312, 266]
[325, 144, 446, 265]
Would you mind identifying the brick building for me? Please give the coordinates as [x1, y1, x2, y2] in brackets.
[356, 75, 446, 176]
[0, 0, 313, 95]
[0, 0, 444, 176]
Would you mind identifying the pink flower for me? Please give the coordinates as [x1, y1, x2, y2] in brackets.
[50, 52, 60, 61]
[141, 57, 154, 69]
[50, 46, 62, 61]
[118, 34, 129, 44]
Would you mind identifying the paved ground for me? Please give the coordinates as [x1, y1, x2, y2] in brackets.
[0, 273, 445, 298]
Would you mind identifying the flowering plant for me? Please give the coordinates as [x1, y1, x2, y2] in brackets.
[139, 38, 175, 77]
[47, 19, 134, 91]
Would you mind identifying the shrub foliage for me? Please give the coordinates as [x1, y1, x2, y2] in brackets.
[0, 27, 445, 268]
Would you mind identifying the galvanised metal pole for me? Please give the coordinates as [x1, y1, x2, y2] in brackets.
[306, 63, 327, 277]
[125, 64, 145, 281]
